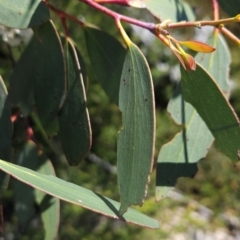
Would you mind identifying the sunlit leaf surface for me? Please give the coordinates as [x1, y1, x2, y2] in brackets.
[0, 160, 159, 229]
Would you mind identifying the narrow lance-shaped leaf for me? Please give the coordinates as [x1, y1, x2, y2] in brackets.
[0, 0, 49, 29]
[84, 26, 126, 104]
[35, 154, 60, 240]
[181, 64, 240, 162]
[117, 43, 155, 215]
[33, 20, 66, 135]
[156, 31, 230, 200]
[59, 38, 91, 165]
[0, 160, 159, 229]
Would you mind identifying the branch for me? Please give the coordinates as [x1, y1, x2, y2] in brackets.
[86, 152, 117, 174]
[43, 0, 85, 27]
[80, 0, 156, 32]
[164, 16, 240, 29]
[212, 0, 219, 21]
[220, 26, 240, 46]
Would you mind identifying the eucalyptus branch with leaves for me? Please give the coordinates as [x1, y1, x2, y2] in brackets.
[0, 0, 239, 238]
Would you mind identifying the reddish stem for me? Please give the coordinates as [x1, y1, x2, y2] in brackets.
[166, 17, 238, 29]
[212, 0, 219, 21]
[61, 18, 69, 37]
[220, 26, 240, 45]
[44, 1, 85, 27]
[80, 0, 155, 32]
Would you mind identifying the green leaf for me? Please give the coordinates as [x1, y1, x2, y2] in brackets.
[0, 0, 49, 29]
[59, 38, 91, 166]
[195, 32, 231, 92]
[143, 0, 195, 22]
[0, 160, 159, 229]
[33, 20, 66, 135]
[156, 85, 212, 200]
[60, 36, 88, 87]
[14, 141, 39, 229]
[9, 38, 35, 116]
[156, 32, 231, 200]
[75, 47, 88, 87]
[218, 0, 240, 17]
[35, 154, 60, 240]
[181, 64, 240, 162]
[84, 27, 126, 104]
[117, 43, 155, 215]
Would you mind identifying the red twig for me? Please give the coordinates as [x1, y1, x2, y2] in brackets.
[212, 0, 219, 21]
[80, 0, 156, 32]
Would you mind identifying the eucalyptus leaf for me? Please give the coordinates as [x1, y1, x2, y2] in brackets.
[196, 32, 230, 92]
[33, 20, 66, 135]
[156, 85, 212, 200]
[156, 32, 231, 200]
[75, 47, 88, 87]
[0, 160, 159, 229]
[0, 0, 49, 29]
[117, 43, 155, 215]
[59, 38, 91, 165]
[84, 27, 126, 104]
[181, 64, 240, 162]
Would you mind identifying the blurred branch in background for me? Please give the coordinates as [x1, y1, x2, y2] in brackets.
[86, 152, 117, 174]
